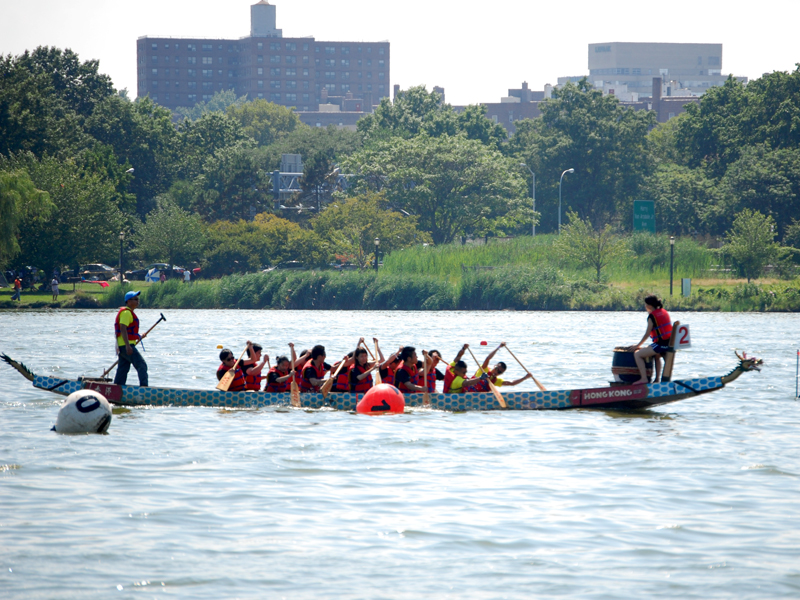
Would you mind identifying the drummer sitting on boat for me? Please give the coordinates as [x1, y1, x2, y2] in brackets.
[630, 295, 673, 384]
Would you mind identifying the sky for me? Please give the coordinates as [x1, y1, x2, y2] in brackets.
[0, 0, 798, 106]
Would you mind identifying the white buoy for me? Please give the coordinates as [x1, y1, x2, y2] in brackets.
[54, 390, 112, 434]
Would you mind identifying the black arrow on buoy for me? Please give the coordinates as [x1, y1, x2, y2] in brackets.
[371, 399, 391, 412]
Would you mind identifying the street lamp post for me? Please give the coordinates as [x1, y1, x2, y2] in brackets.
[520, 163, 536, 237]
[374, 238, 380, 273]
[119, 231, 125, 285]
[558, 168, 574, 234]
[669, 236, 675, 296]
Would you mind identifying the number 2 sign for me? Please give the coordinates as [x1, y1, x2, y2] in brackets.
[675, 324, 691, 349]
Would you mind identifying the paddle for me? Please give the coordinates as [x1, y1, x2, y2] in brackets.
[320, 356, 347, 399]
[289, 343, 300, 407]
[467, 347, 507, 409]
[101, 312, 166, 379]
[216, 346, 247, 391]
[422, 349, 431, 407]
[372, 339, 383, 385]
[504, 345, 546, 391]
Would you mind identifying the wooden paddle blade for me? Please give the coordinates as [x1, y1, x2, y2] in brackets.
[290, 377, 300, 407]
[320, 377, 334, 398]
[216, 370, 235, 391]
[488, 379, 507, 409]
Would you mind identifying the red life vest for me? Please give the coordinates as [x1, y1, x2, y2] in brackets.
[114, 307, 141, 345]
[349, 363, 373, 393]
[425, 369, 436, 392]
[243, 365, 262, 391]
[265, 367, 291, 393]
[381, 365, 396, 386]
[217, 363, 246, 391]
[333, 365, 350, 392]
[649, 308, 673, 344]
[298, 359, 327, 392]
[394, 364, 419, 392]
[443, 366, 457, 393]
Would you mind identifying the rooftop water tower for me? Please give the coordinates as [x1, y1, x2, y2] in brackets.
[251, 0, 282, 38]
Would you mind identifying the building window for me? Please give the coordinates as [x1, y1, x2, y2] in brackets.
[378, 60, 384, 67]
[151, 56, 158, 63]
[285, 55, 296, 64]
[257, 42, 263, 50]
[342, 46, 349, 54]
[257, 67, 263, 75]
[151, 68, 158, 76]
[325, 46, 335, 54]
[188, 56, 196, 64]
[228, 70, 235, 78]
[165, 69, 170, 76]
[258, 80, 265, 89]
[270, 93, 281, 102]
[358, 84, 362, 91]
[302, 56, 309, 64]
[341, 59, 350, 67]
[258, 93, 264, 98]
[151, 81, 158, 88]
[325, 83, 336, 92]
[358, 72, 362, 78]
[188, 94, 196, 102]
[379, 72, 385, 79]
[286, 67, 296, 75]
[303, 93, 310, 101]
[164, 56, 170, 63]
[151, 43, 157, 50]
[668, 112, 676, 119]
[285, 42, 296, 51]
[188, 82, 197, 89]
[341, 71, 350, 79]
[286, 80, 297, 89]
[595, 45, 611, 52]
[174, 44, 179, 50]
[708, 56, 720, 66]
[175, 81, 180, 88]
[303, 81, 309, 89]
[286, 93, 297, 101]
[270, 80, 280, 88]
[367, 72, 372, 79]
[341, 84, 350, 92]
[202, 56, 212, 65]
[202, 44, 212, 51]
[324, 59, 335, 67]
[270, 68, 281, 76]
[367, 84, 372, 91]
[175, 56, 180, 63]
[257, 55, 263, 63]
[302, 68, 309, 76]
[202, 69, 212, 78]
[270, 42, 280, 50]
[270, 55, 280, 63]
[325, 71, 335, 80]
[187, 44, 196, 51]
[358, 59, 362, 66]
[378, 84, 385, 92]
[202, 82, 213, 90]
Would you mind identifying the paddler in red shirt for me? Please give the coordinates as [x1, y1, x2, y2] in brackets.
[393, 347, 428, 394]
[298, 345, 332, 392]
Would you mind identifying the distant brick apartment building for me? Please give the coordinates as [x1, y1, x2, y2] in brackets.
[136, 0, 389, 117]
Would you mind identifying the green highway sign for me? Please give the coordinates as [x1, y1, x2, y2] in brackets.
[633, 200, 656, 233]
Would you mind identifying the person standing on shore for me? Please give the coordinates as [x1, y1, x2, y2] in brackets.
[51, 276, 59, 301]
[11, 276, 21, 301]
[114, 291, 148, 387]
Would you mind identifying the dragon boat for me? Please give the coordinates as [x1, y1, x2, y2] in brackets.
[2, 351, 761, 412]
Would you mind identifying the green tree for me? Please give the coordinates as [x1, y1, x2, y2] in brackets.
[508, 80, 655, 230]
[175, 89, 247, 121]
[4, 154, 127, 271]
[176, 112, 251, 181]
[312, 192, 430, 268]
[647, 163, 724, 235]
[0, 46, 114, 158]
[0, 170, 53, 266]
[723, 208, 781, 282]
[133, 197, 207, 266]
[554, 211, 629, 282]
[226, 99, 302, 147]
[203, 213, 328, 276]
[344, 134, 528, 244]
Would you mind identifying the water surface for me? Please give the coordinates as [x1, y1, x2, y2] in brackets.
[1, 310, 798, 598]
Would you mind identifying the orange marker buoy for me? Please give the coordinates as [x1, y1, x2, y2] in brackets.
[356, 383, 405, 415]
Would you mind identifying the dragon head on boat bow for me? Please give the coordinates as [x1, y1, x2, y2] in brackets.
[721, 351, 763, 384]
[1, 353, 35, 382]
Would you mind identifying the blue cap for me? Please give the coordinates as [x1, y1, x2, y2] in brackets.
[124, 291, 141, 302]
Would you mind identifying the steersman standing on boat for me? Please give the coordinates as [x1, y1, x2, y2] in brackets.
[114, 291, 148, 387]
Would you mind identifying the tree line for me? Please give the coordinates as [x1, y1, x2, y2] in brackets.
[2, 46, 799, 281]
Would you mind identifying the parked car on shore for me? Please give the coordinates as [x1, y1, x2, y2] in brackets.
[79, 264, 117, 281]
[125, 263, 185, 281]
